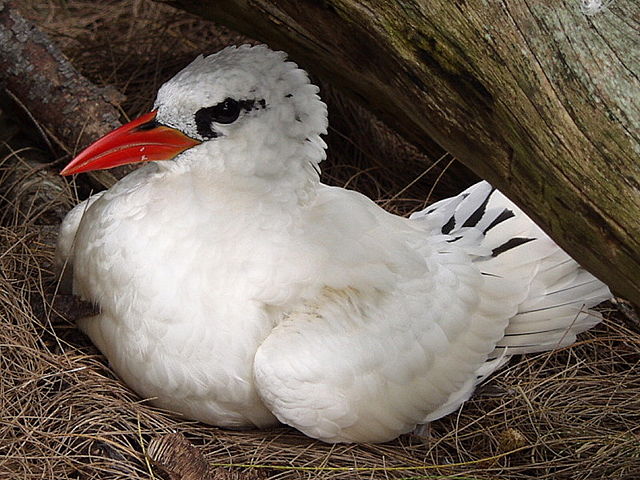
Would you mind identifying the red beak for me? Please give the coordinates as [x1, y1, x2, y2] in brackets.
[60, 111, 201, 176]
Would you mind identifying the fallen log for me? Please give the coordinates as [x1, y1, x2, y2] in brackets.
[162, 0, 640, 305]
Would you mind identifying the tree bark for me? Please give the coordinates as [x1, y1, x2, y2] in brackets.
[0, 1, 128, 188]
[161, 0, 640, 304]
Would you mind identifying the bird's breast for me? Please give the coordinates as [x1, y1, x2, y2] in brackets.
[70, 180, 313, 426]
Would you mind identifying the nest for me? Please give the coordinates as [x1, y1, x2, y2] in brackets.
[1, 1, 638, 478]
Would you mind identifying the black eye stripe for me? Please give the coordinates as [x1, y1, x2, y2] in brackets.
[194, 111, 216, 139]
[194, 97, 266, 139]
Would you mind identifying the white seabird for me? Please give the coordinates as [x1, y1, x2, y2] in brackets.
[57, 45, 610, 443]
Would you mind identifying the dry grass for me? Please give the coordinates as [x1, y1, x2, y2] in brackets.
[1, 1, 638, 479]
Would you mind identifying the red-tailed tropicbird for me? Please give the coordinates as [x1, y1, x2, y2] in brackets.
[57, 45, 611, 443]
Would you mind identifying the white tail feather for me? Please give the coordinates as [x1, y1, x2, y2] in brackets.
[414, 180, 611, 367]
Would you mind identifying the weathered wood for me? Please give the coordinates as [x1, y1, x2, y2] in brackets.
[161, 0, 640, 304]
[0, 1, 127, 188]
[147, 433, 211, 480]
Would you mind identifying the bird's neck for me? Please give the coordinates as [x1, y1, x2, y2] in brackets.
[168, 137, 323, 210]
[194, 169, 319, 211]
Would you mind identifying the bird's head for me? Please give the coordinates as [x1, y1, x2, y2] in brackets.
[61, 45, 328, 186]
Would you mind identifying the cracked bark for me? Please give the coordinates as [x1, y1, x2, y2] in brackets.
[161, 0, 640, 305]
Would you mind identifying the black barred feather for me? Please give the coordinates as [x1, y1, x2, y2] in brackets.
[411, 180, 610, 377]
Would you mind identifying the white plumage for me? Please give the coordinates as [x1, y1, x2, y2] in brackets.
[57, 45, 611, 443]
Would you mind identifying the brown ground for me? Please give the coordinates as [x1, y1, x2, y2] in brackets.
[1, 1, 638, 479]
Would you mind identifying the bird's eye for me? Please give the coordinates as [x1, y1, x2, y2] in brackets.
[194, 98, 242, 139]
[211, 98, 242, 124]
[197, 98, 241, 125]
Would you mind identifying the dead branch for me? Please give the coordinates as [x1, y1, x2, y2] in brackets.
[0, 0, 127, 188]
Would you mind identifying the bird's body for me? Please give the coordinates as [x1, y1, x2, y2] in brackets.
[57, 45, 610, 443]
